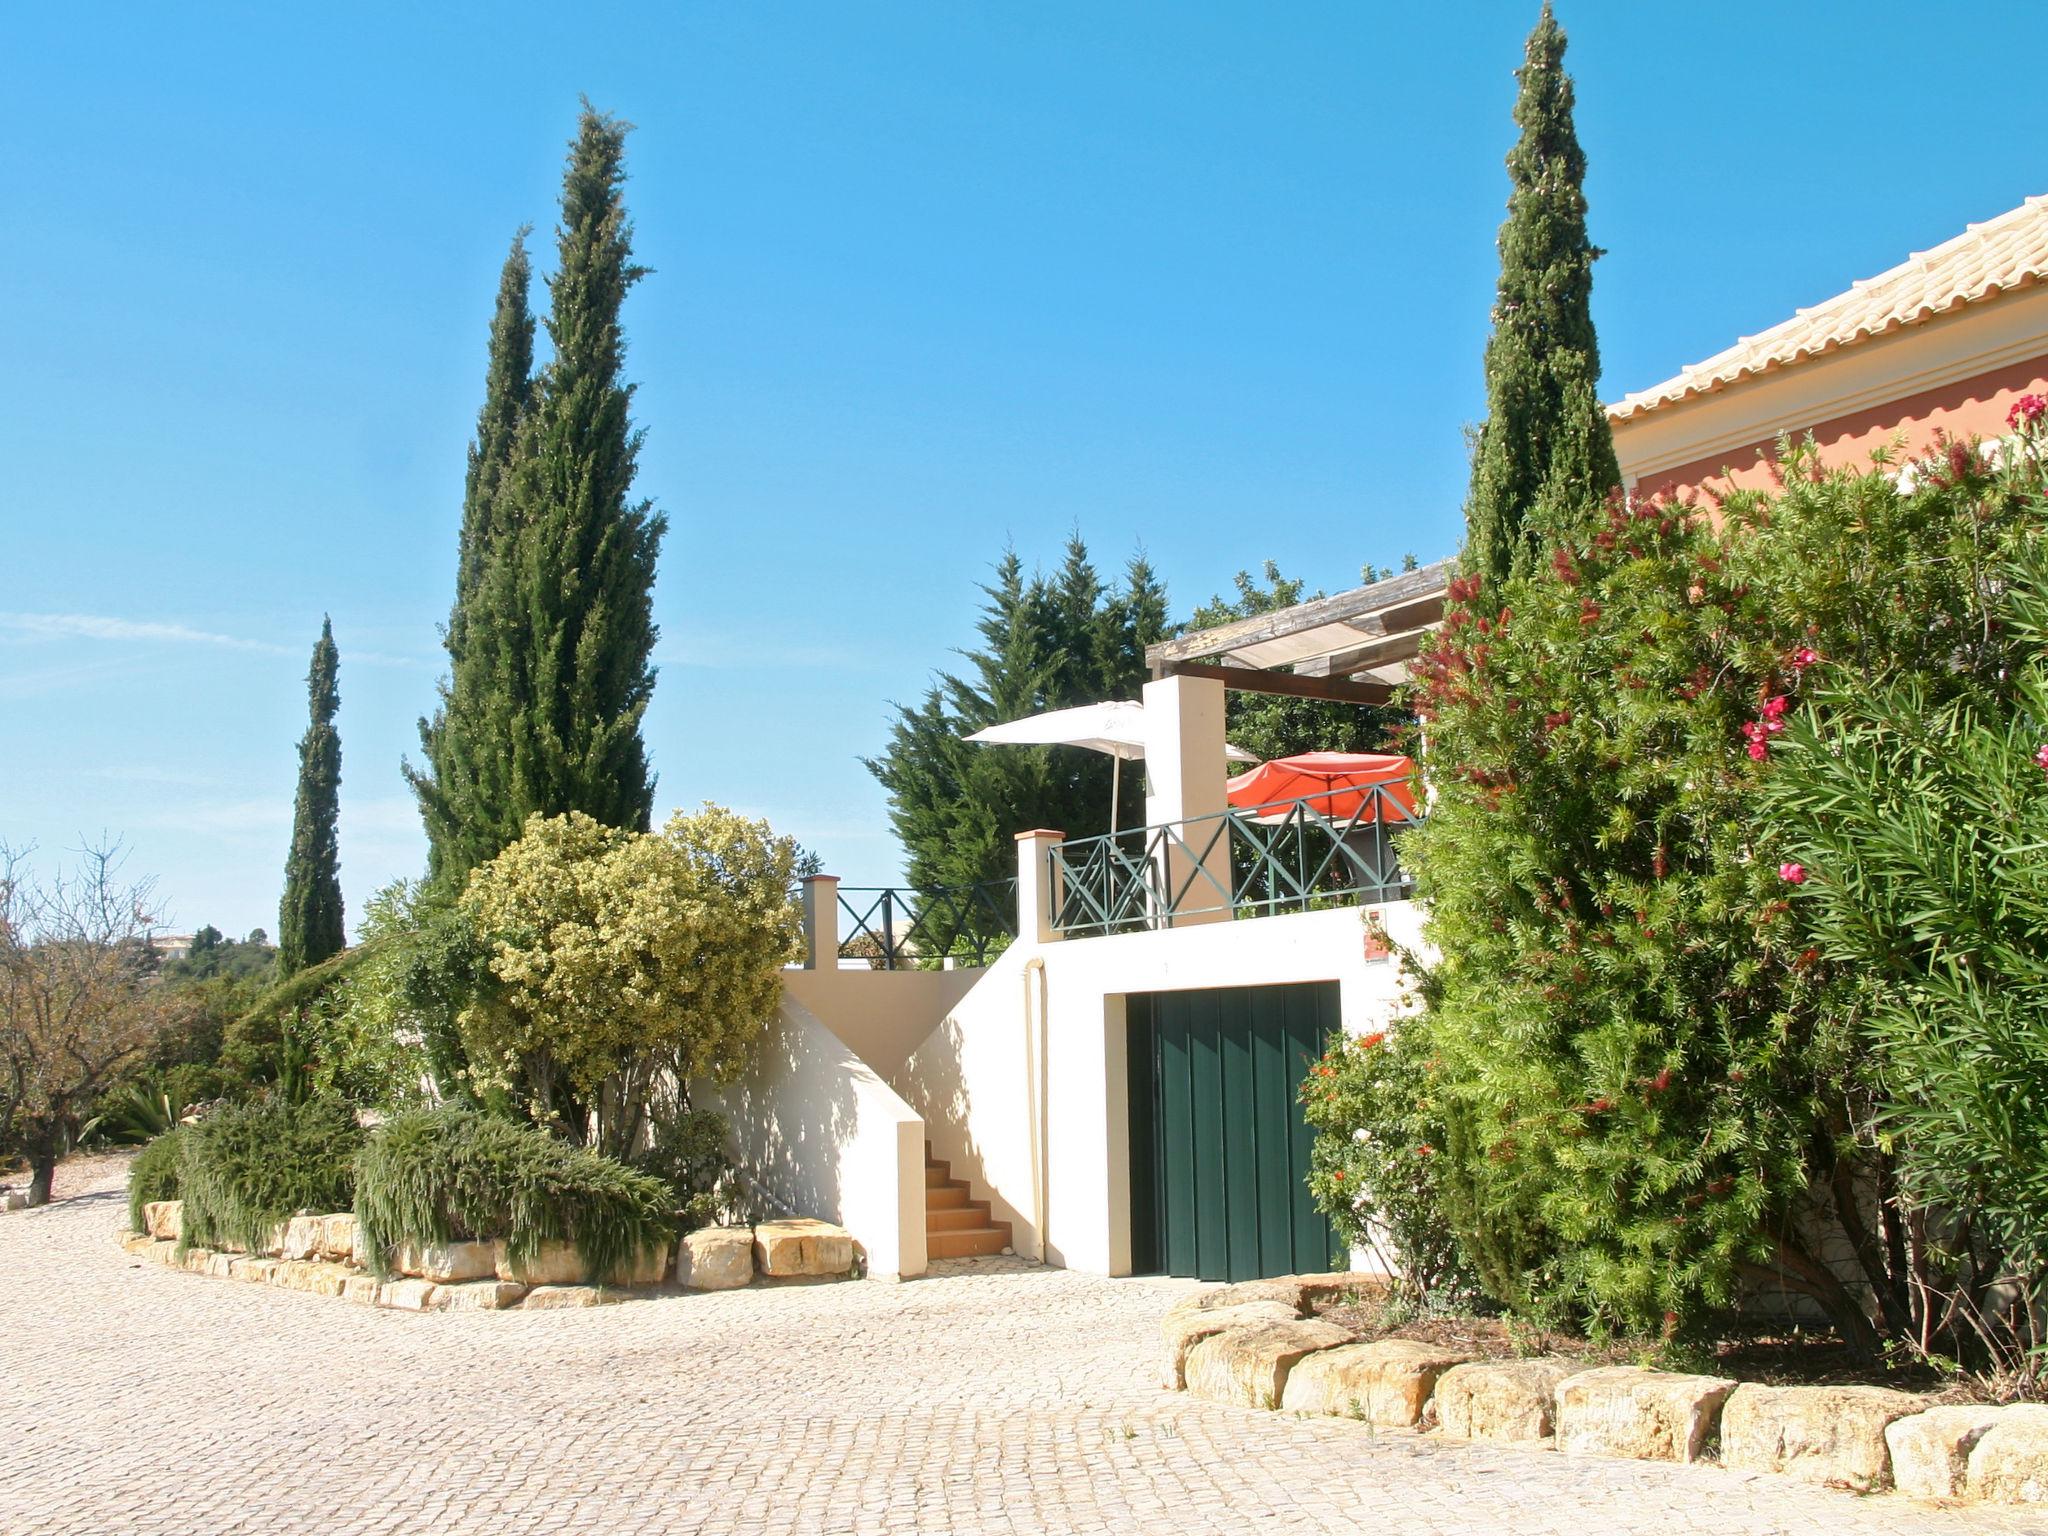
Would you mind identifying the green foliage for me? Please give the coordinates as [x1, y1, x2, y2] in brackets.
[1764, 530, 2048, 1351]
[410, 230, 537, 891]
[866, 538, 1171, 898]
[219, 944, 375, 1090]
[1301, 1022, 1481, 1310]
[1192, 561, 1408, 765]
[458, 806, 801, 1154]
[408, 105, 663, 889]
[352, 1107, 675, 1279]
[628, 1104, 737, 1228]
[279, 618, 344, 975]
[162, 925, 276, 984]
[126, 1127, 184, 1232]
[82, 1081, 176, 1148]
[177, 1097, 364, 1255]
[1462, 2, 1619, 587]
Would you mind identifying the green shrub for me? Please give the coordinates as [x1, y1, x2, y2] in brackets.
[1302, 1023, 1481, 1312]
[177, 1097, 364, 1254]
[629, 1105, 737, 1228]
[127, 1128, 185, 1233]
[353, 1108, 675, 1279]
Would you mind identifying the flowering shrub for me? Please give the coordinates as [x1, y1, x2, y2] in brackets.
[1373, 428, 2046, 1353]
[1301, 1023, 1480, 1310]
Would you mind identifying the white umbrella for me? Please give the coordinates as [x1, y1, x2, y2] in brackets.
[964, 700, 1256, 833]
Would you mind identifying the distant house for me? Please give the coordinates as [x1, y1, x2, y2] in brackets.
[1610, 192, 2048, 502]
[148, 933, 196, 966]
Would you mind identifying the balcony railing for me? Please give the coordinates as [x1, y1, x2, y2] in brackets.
[1049, 786, 1417, 938]
[835, 882, 1018, 970]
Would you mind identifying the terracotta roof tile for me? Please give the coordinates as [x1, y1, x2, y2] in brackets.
[1610, 193, 2048, 421]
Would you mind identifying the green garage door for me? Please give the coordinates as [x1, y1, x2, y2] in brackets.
[1126, 981, 1342, 1281]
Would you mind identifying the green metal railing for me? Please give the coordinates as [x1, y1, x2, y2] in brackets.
[835, 882, 1017, 970]
[1049, 785, 1417, 937]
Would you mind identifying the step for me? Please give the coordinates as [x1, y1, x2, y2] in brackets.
[928, 1225, 1011, 1260]
[923, 1162, 952, 1188]
[924, 1184, 969, 1211]
[925, 1202, 994, 1233]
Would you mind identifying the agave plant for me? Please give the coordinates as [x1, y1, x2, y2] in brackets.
[80, 1083, 177, 1148]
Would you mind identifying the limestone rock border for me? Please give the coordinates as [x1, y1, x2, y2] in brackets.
[122, 1202, 857, 1312]
[1157, 1272, 2048, 1510]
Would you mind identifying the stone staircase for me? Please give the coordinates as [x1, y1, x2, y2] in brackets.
[923, 1142, 1012, 1260]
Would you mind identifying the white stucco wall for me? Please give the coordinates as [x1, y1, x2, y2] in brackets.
[892, 901, 1429, 1277]
[697, 996, 928, 1280]
[781, 966, 983, 1077]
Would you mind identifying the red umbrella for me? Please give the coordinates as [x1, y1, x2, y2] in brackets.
[1224, 752, 1418, 824]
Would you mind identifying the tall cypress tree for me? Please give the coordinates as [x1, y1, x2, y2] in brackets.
[409, 230, 537, 887]
[1462, 3, 1619, 589]
[491, 102, 665, 842]
[280, 618, 344, 974]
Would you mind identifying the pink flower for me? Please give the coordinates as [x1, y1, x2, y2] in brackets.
[2034, 744, 2048, 772]
[1762, 695, 1789, 719]
[2009, 394, 2047, 430]
[1793, 647, 1821, 670]
[1747, 741, 1769, 762]
[1778, 862, 1807, 885]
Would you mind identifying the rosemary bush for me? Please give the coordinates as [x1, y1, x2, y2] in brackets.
[353, 1108, 675, 1279]
[177, 1097, 363, 1254]
[126, 1127, 185, 1233]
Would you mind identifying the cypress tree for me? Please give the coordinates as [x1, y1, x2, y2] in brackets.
[1462, 2, 1619, 589]
[408, 230, 537, 887]
[492, 102, 665, 841]
[280, 618, 344, 975]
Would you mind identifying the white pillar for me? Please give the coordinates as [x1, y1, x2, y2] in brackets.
[1014, 828, 1067, 945]
[800, 874, 839, 970]
[1141, 673, 1232, 926]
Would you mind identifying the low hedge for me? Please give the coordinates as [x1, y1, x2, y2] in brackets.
[353, 1108, 676, 1280]
[127, 1128, 185, 1233]
[177, 1097, 364, 1255]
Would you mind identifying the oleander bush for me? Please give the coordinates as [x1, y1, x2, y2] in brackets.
[126, 1127, 185, 1233]
[176, 1097, 364, 1255]
[352, 1107, 675, 1279]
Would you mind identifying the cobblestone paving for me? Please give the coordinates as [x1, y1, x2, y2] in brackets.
[4, 1156, 2044, 1536]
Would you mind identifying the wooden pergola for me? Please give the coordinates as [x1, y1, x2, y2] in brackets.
[1144, 557, 1453, 706]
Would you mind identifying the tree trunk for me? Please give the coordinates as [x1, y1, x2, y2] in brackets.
[26, 1137, 58, 1207]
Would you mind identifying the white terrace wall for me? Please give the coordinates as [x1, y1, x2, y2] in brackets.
[781, 968, 981, 1079]
[892, 898, 1429, 1277]
[696, 996, 929, 1281]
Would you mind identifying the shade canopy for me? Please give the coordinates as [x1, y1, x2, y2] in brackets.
[963, 701, 1256, 763]
[1225, 751, 1418, 824]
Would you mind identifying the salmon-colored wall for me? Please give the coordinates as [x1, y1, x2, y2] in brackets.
[1618, 352, 2048, 504]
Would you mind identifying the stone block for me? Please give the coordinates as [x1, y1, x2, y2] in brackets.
[1720, 1383, 1925, 1492]
[1887, 1405, 2005, 1500]
[142, 1200, 182, 1241]
[519, 1284, 621, 1310]
[609, 1243, 669, 1287]
[1278, 1338, 1476, 1427]
[495, 1239, 588, 1286]
[677, 1227, 755, 1292]
[1, 1190, 25, 1212]
[1555, 1366, 1736, 1464]
[754, 1218, 855, 1278]
[201, 1252, 236, 1279]
[228, 1257, 279, 1284]
[280, 1215, 327, 1261]
[1434, 1360, 1573, 1443]
[438, 1280, 530, 1311]
[320, 1213, 361, 1264]
[1967, 1403, 2048, 1504]
[273, 1260, 353, 1298]
[341, 1275, 381, 1306]
[1160, 1300, 1299, 1390]
[118, 1231, 154, 1256]
[146, 1239, 178, 1266]
[375, 1279, 442, 1311]
[397, 1240, 499, 1283]
[1182, 1318, 1354, 1410]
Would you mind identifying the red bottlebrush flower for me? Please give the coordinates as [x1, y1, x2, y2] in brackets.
[1551, 546, 1581, 586]
[2008, 393, 2046, 429]
[1578, 599, 1602, 626]
[1447, 572, 1484, 604]
[1542, 709, 1572, 733]
[1650, 1068, 1672, 1093]
[1414, 1143, 1434, 1157]
[1793, 647, 1821, 670]
[1587, 1098, 1612, 1115]
[1793, 947, 1820, 971]
[1728, 1067, 1746, 1083]
[1651, 845, 1668, 880]
[1778, 862, 1807, 885]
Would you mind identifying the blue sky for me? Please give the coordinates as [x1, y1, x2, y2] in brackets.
[2, 2, 2040, 939]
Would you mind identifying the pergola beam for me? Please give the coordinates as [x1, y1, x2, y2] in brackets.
[1145, 557, 1455, 673]
[1158, 661, 1395, 707]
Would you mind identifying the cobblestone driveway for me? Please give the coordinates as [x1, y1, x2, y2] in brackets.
[3, 1156, 2041, 1536]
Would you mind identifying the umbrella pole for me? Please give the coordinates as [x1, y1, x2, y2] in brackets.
[1111, 755, 1121, 837]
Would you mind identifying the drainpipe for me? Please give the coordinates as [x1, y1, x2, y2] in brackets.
[1023, 954, 1049, 1262]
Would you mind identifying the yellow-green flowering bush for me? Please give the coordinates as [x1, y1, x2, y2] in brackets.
[458, 804, 802, 1154]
